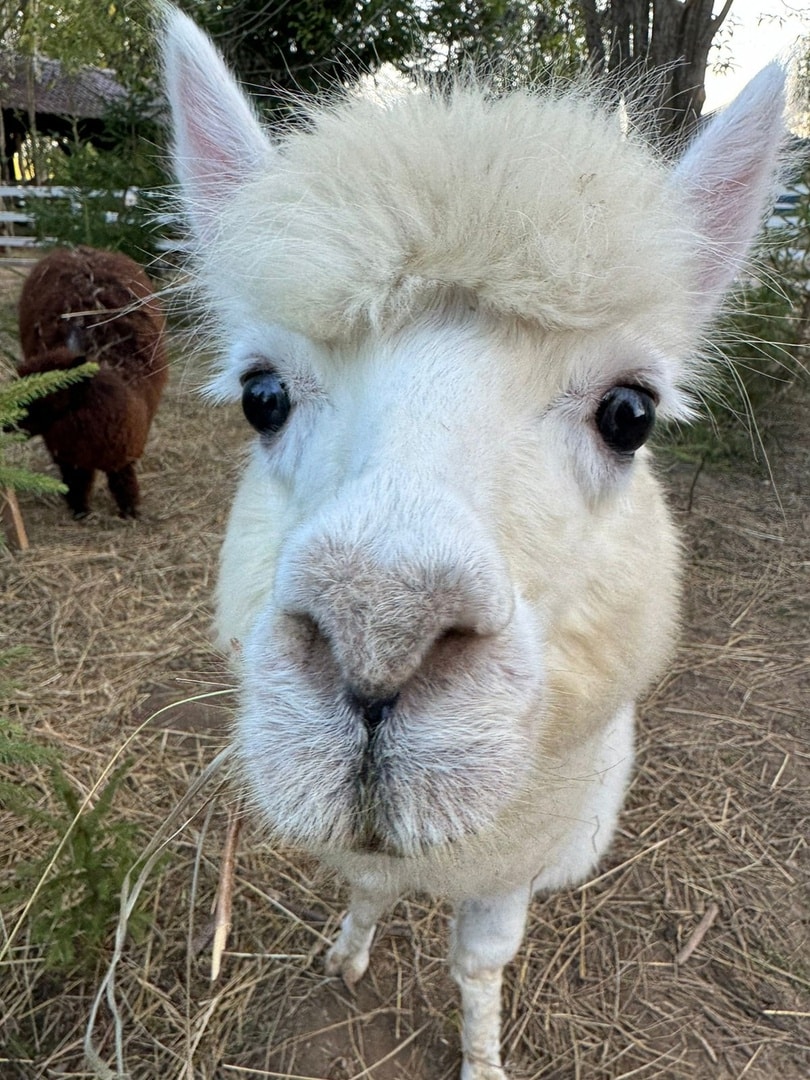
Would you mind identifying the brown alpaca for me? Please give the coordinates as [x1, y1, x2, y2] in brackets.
[17, 246, 168, 518]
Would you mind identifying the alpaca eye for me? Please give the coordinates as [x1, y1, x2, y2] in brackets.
[596, 386, 656, 455]
[241, 370, 291, 435]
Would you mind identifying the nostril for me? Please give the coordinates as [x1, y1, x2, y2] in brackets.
[349, 691, 400, 735]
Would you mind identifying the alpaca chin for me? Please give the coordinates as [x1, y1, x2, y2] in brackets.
[236, 598, 545, 858]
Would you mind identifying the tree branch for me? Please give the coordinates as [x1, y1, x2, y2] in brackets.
[710, 0, 736, 35]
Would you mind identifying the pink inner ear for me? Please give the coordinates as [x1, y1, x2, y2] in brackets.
[692, 165, 772, 295]
[175, 68, 244, 198]
[673, 63, 786, 309]
[166, 14, 272, 229]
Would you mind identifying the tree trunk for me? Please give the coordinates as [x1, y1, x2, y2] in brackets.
[669, 0, 735, 134]
[25, 52, 43, 183]
[0, 103, 8, 183]
[576, 0, 736, 139]
[578, 0, 607, 71]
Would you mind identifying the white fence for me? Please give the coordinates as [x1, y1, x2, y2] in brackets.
[0, 184, 179, 256]
[0, 184, 70, 250]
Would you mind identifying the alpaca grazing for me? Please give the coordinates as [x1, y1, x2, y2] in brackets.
[163, 10, 786, 1077]
[17, 246, 168, 518]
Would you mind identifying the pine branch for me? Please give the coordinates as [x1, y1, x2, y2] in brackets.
[0, 362, 99, 421]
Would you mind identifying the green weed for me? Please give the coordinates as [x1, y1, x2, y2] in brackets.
[3, 760, 149, 974]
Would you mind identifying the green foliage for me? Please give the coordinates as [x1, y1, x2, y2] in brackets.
[189, 0, 582, 105]
[3, 0, 167, 252]
[25, 158, 164, 262]
[0, 362, 99, 428]
[2, 0, 155, 83]
[714, 170, 808, 433]
[417, 0, 582, 81]
[0, 618, 143, 980]
[3, 761, 148, 974]
[0, 363, 98, 498]
[191, 0, 422, 98]
[0, 652, 55, 952]
[24, 90, 168, 261]
[0, 713, 52, 768]
[0, 651, 56, 808]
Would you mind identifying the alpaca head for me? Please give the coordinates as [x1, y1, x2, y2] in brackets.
[163, 10, 785, 864]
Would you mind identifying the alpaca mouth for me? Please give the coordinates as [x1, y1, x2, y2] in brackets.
[352, 739, 412, 857]
[346, 729, 486, 859]
[239, 600, 542, 858]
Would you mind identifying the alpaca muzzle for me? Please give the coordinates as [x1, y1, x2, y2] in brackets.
[273, 494, 515, 706]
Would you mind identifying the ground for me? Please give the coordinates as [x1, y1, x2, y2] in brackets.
[0, 261, 807, 1080]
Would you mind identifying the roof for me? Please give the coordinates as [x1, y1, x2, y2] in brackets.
[0, 53, 128, 119]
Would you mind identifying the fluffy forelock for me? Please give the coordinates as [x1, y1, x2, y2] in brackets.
[199, 82, 701, 345]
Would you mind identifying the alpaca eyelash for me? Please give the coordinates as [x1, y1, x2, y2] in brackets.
[553, 376, 659, 417]
[234, 354, 326, 402]
[240, 362, 282, 383]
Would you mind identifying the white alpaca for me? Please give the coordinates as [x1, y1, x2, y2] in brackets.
[162, 10, 786, 1078]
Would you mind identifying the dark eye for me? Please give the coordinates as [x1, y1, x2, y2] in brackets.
[241, 370, 291, 435]
[596, 386, 656, 455]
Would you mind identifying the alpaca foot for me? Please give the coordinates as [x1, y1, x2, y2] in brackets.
[324, 910, 378, 987]
[61, 464, 95, 519]
[324, 933, 371, 987]
[461, 1059, 507, 1080]
[107, 464, 140, 520]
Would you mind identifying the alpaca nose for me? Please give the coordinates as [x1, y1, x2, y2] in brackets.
[289, 563, 505, 702]
[274, 498, 514, 703]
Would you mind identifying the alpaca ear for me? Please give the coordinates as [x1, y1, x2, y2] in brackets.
[160, 4, 275, 242]
[672, 63, 787, 315]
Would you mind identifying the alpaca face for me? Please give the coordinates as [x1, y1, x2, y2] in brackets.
[163, 10, 785, 878]
[213, 310, 684, 863]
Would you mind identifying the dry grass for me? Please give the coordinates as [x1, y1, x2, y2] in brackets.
[0, 263, 807, 1080]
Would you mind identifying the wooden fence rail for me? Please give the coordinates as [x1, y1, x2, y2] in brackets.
[0, 184, 76, 249]
[0, 184, 179, 256]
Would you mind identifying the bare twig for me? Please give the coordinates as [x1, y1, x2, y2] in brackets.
[676, 902, 720, 965]
[211, 801, 243, 983]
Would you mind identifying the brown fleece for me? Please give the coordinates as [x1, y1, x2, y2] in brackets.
[17, 246, 168, 518]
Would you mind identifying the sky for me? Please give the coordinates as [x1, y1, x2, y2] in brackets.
[704, 0, 809, 110]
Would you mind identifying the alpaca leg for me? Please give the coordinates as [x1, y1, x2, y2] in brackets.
[325, 883, 397, 987]
[450, 887, 531, 1080]
[107, 463, 140, 518]
[59, 463, 95, 519]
